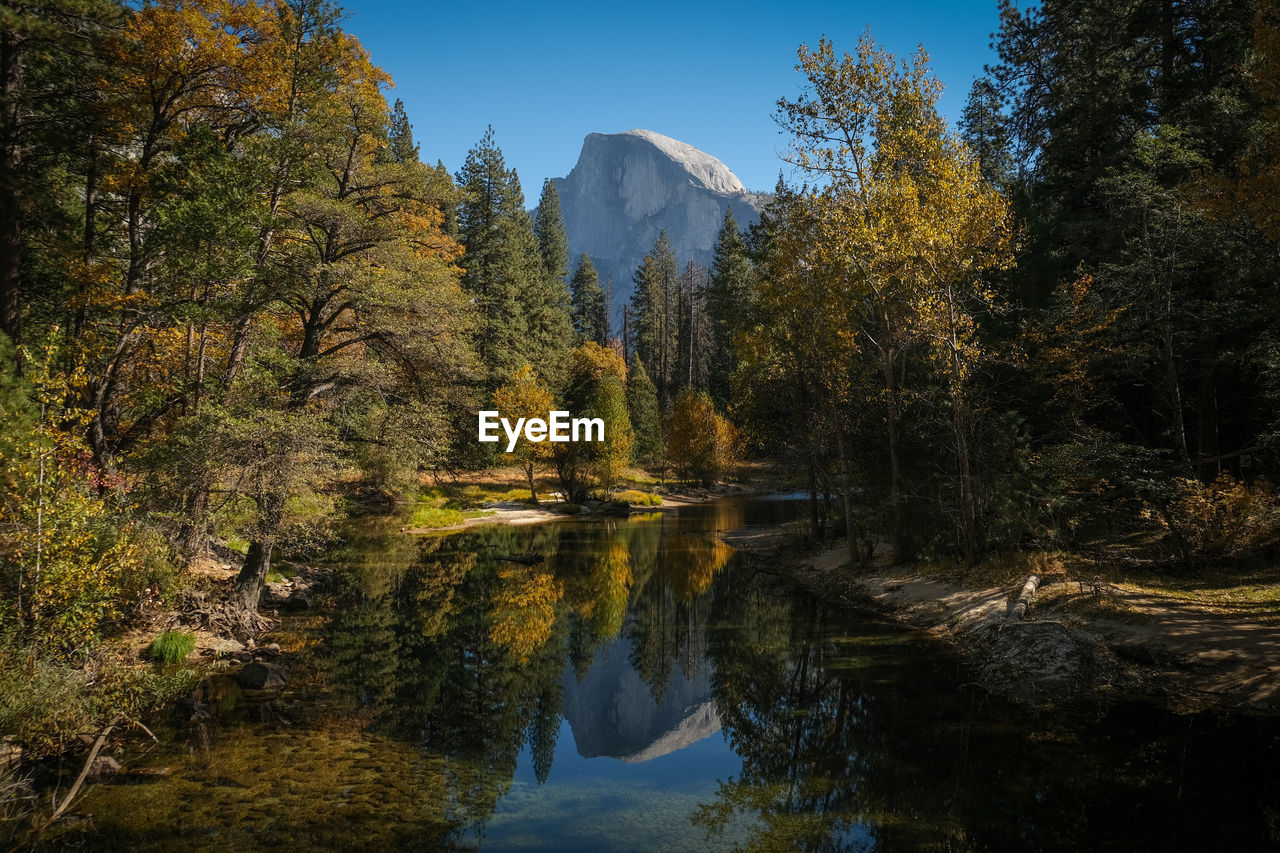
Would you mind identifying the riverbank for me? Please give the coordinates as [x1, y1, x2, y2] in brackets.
[724, 525, 1280, 714]
[400, 463, 788, 533]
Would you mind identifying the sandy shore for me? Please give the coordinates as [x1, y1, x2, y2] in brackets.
[724, 527, 1280, 714]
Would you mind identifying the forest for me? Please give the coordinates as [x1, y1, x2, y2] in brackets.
[3, 0, 1280, 831]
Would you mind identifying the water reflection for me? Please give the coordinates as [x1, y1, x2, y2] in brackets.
[53, 497, 1280, 852]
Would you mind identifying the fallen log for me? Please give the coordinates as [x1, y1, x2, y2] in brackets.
[1007, 574, 1041, 621]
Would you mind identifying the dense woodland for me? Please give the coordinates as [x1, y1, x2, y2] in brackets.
[3, 0, 1280, 768]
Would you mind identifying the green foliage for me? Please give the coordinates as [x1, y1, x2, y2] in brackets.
[555, 343, 631, 502]
[630, 231, 681, 408]
[0, 340, 169, 655]
[144, 630, 196, 664]
[626, 354, 662, 466]
[570, 253, 609, 346]
[615, 489, 662, 506]
[458, 128, 569, 387]
[589, 374, 634, 499]
[0, 636, 198, 759]
[705, 206, 755, 407]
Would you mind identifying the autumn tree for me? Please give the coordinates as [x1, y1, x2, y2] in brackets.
[492, 365, 554, 502]
[776, 35, 1012, 562]
[555, 342, 629, 502]
[665, 389, 737, 486]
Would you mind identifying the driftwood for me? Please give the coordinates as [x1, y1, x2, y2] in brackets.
[33, 716, 120, 836]
[1007, 574, 1041, 621]
[496, 553, 544, 566]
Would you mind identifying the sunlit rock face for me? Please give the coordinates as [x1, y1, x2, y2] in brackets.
[552, 130, 765, 325]
[561, 635, 720, 762]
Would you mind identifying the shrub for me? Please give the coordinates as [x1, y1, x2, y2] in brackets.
[144, 631, 196, 664]
[615, 489, 662, 506]
[1160, 474, 1280, 560]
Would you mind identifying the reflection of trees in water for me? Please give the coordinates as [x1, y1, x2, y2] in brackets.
[696, 575, 876, 851]
[627, 523, 732, 703]
[692, 568, 1279, 852]
[322, 514, 738, 839]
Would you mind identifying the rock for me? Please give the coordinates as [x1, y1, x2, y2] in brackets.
[202, 637, 247, 656]
[553, 130, 765, 319]
[89, 754, 123, 777]
[233, 661, 287, 690]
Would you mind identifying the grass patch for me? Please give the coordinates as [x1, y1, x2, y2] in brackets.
[144, 630, 196, 664]
[225, 536, 250, 555]
[615, 489, 662, 506]
[406, 494, 496, 529]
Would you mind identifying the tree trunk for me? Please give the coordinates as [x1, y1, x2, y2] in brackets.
[880, 342, 907, 563]
[233, 499, 283, 614]
[234, 539, 274, 614]
[837, 431, 858, 566]
[0, 27, 24, 346]
[807, 452, 819, 539]
[526, 460, 538, 503]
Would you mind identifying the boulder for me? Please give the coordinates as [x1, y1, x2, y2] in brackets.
[233, 661, 287, 690]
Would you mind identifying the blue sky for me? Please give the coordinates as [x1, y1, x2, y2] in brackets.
[343, 0, 1006, 195]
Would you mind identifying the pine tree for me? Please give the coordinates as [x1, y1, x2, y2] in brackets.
[456, 127, 540, 385]
[630, 230, 680, 409]
[526, 178, 574, 386]
[706, 206, 756, 407]
[533, 179, 569, 283]
[958, 79, 1014, 190]
[677, 259, 711, 394]
[388, 98, 420, 164]
[627, 354, 662, 467]
[570, 252, 608, 345]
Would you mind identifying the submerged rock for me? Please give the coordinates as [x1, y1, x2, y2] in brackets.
[234, 661, 287, 690]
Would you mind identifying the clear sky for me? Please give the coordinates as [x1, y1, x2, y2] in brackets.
[342, 0, 1006, 196]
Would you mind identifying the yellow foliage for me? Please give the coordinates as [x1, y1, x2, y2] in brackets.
[569, 341, 627, 384]
[1161, 474, 1280, 560]
[488, 565, 561, 663]
[665, 391, 739, 485]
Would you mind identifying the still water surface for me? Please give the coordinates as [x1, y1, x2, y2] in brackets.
[53, 497, 1280, 851]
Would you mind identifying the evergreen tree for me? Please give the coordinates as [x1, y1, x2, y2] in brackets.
[456, 127, 541, 385]
[705, 206, 755, 406]
[570, 252, 608, 345]
[958, 79, 1014, 190]
[527, 178, 574, 386]
[627, 354, 662, 467]
[630, 230, 680, 409]
[676, 259, 711, 393]
[533, 179, 569, 283]
[388, 98, 420, 164]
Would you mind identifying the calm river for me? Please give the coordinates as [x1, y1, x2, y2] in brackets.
[45, 496, 1280, 851]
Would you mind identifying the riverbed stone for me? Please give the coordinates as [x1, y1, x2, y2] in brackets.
[233, 661, 287, 690]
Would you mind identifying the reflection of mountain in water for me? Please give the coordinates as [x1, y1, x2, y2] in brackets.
[561, 635, 719, 762]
